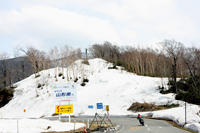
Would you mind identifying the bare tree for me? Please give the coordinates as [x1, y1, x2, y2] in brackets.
[159, 39, 184, 95]
[34, 79, 39, 97]
[76, 48, 82, 59]
[49, 47, 59, 81]
[183, 46, 199, 95]
[20, 57, 28, 79]
[195, 48, 200, 76]
[60, 46, 66, 79]
[49, 49, 56, 80]
[45, 54, 51, 76]
[64, 45, 70, 81]
[89, 44, 105, 58]
[38, 51, 46, 72]
[69, 48, 76, 80]
[18, 46, 40, 78]
[54, 47, 60, 81]
[13, 48, 22, 81]
[41, 71, 50, 94]
[75, 48, 82, 79]
[14, 47, 30, 79]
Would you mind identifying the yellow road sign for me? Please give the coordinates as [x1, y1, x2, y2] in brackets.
[106, 105, 109, 111]
[55, 105, 73, 114]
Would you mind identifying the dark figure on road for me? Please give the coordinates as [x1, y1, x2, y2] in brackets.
[137, 114, 144, 126]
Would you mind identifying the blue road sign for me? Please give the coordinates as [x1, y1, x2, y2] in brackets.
[88, 105, 93, 109]
[97, 103, 103, 109]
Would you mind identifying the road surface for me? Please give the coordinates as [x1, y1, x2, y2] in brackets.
[43, 117, 190, 133]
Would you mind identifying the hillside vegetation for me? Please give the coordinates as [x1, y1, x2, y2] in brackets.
[0, 39, 200, 106]
[89, 40, 200, 103]
[0, 88, 13, 108]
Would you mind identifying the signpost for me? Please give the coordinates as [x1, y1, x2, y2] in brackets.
[55, 105, 73, 114]
[97, 103, 103, 109]
[53, 84, 77, 123]
[106, 105, 109, 111]
[53, 84, 77, 102]
[88, 105, 93, 109]
[96, 103, 103, 113]
[106, 105, 110, 121]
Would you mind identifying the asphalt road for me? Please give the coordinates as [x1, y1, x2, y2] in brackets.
[112, 118, 189, 133]
[43, 117, 190, 133]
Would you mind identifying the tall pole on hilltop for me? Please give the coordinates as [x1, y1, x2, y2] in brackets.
[85, 48, 87, 60]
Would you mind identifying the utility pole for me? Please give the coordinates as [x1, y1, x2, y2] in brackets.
[85, 48, 88, 60]
[185, 101, 186, 125]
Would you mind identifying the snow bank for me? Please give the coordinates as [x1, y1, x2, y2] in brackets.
[0, 119, 85, 133]
[185, 123, 200, 133]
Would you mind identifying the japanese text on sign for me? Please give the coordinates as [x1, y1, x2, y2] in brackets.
[55, 105, 73, 114]
[53, 84, 77, 102]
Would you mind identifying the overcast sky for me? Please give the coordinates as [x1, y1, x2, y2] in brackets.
[0, 0, 200, 57]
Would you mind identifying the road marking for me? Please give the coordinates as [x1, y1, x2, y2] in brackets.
[129, 127, 134, 130]
[159, 126, 162, 128]
[148, 128, 150, 131]
[129, 127, 140, 130]
[116, 126, 141, 133]
[145, 124, 148, 127]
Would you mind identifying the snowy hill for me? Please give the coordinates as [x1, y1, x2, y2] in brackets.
[0, 58, 200, 132]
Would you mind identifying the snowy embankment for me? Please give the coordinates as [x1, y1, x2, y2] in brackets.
[0, 58, 200, 132]
[0, 119, 85, 133]
[150, 105, 200, 132]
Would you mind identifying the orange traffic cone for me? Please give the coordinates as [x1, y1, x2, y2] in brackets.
[83, 126, 87, 133]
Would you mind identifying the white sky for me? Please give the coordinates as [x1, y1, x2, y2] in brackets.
[0, 0, 200, 56]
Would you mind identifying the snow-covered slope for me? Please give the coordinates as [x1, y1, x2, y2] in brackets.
[0, 58, 200, 132]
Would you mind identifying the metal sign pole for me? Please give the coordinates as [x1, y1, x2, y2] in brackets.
[107, 111, 110, 121]
[59, 102, 61, 122]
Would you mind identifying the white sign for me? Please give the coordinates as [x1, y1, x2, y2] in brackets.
[53, 84, 77, 103]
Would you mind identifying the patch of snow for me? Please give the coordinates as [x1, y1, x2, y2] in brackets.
[0, 119, 85, 133]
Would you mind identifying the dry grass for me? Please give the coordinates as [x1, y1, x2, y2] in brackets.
[127, 102, 179, 112]
[127, 102, 158, 112]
